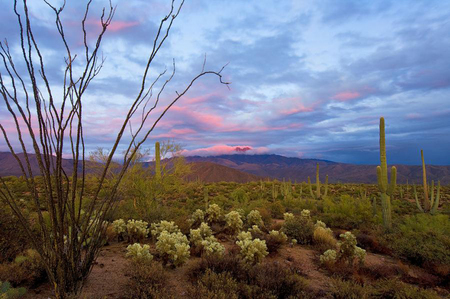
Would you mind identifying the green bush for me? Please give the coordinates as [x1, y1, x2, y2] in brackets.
[388, 214, 450, 267]
[282, 215, 314, 245]
[0, 281, 26, 299]
[322, 195, 373, 229]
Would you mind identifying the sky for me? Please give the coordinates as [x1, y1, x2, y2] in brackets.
[0, 0, 449, 165]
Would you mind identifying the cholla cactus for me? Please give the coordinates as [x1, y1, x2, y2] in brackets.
[188, 209, 205, 228]
[314, 220, 327, 229]
[112, 219, 126, 234]
[354, 247, 366, 265]
[156, 231, 190, 267]
[236, 238, 268, 264]
[269, 230, 288, 243]
[320, 249, 337, 265]
[291, 239, 298, 246]
[225, 211, 243, 234]
[201, 236, 225, 257]
[190, 222, 213, 246]
[126, 220, 149, 242]
[283, 212, 295, 223]
[320, 231, 366, 266]
[206, 204, 223, 224]
[112, 219, 126, 241]
[237, 231, 252, 241]
[300, 209, 311, 218]
[247, 210, 263, 227]
[151, 220, 180, 239]
[248, 225, 263, 237]
[126, 243, 153, 263]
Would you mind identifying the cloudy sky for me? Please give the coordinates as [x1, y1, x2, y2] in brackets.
[1, 0, 449, 165]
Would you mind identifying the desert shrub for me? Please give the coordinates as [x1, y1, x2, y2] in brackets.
[187, 254, 245, 283]
[0, 281, 27, 299]
[313, 225, 337, 252]
[126, 260, 171, 299]
[236, 238, 268, 265]
[231, 187, 249, 204]
[264, 230, 288, 254]
[155, 231, 190, 267]
[150, 220, 180, 239]
[246, 210, 264, 228]
[269, 201, 285, 219]
[356, 232, 392, 255]
[0, 249, 46, 287]
[247, 262, 309, 299]
[206, 204, 223, 224]
[188, 209, 205, 228]
[187, 257, 309, 299]
[126, 219, 149, 242]
[0, 206, 30, 263]
[282, 214, 314, 245]
[329, 278, 371, 299]
[371, 279, 440, 299]
[126, 243, 153, 264]
[188, 269, 239, 299]
[322, 195, 373, 229]
[388, 214, 450, 267]
[224, 211, 243, 235]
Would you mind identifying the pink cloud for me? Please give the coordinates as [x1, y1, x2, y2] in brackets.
[333, 91, 361, 102]
[181, 145, 269, 156]
[170, 128, 197, 135]
[280, 104, 313, 116]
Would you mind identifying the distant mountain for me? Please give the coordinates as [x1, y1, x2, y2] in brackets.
[184, 162, 263, 183]
[0, 152, 262, 184]
[184, 154, 450, 185]
[2, 152, 450, 184]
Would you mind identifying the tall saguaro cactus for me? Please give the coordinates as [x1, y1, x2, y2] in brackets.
[308, 163, 328, 199]
[414, 150, 440, 214]
[376, 117, 397, 230]
[155, 141, 161, 180]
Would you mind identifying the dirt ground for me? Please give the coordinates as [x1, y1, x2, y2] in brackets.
[24, 240, 447, 298]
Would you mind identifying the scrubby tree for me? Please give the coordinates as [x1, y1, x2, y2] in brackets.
[0, 0, 228, 297]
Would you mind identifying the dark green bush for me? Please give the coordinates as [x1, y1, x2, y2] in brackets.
[126, 260, 171, 299]
[388, 214, 450, 267]
[372, 279, 440, 299]
[329, 278, 371, 299]
[282, 216, 314, 244]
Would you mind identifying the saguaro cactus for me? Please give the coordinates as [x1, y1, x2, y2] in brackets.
[308, 163, 328, 199]
[155, 141, 161, 180]
[414, 150, 440, 214]
[376, 117, 397, 230]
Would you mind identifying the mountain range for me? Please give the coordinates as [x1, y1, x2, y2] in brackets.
[1, 152, 449, 184]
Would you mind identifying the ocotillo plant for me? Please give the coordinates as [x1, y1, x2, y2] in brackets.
[414, 150, 440, 214]
[376, 117, 397, 230]
[308, 163, 328, 199]
[155, 141, 161, 180]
